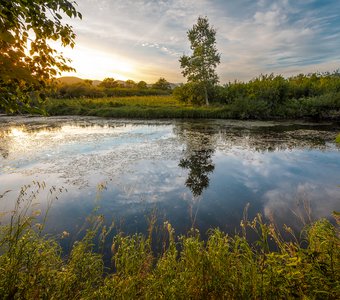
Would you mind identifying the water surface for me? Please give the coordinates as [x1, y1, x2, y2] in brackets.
[0, 116, 339, 242]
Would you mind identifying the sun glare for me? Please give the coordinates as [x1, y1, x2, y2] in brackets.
[10, 128, 26, 138]
[57, 44, 136, 81]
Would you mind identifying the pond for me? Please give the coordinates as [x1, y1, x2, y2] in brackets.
[0, 116, 339, 249]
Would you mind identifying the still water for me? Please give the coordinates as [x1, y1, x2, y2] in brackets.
[0, 116, 339, 242]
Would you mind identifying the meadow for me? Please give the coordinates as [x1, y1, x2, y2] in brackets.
[45, 93, 340, 120]
[45, 96, 231, 119]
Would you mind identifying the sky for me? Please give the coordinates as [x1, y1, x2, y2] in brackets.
[58, 0, 340, 83]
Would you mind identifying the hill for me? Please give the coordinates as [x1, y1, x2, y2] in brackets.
[57, 76, 102, 86]
[57, 76, 84, 85]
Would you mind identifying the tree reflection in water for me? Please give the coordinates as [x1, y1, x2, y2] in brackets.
[175, 122, 217, 198]
[175, 123, 217, 226]
[179, 147, 215, 197]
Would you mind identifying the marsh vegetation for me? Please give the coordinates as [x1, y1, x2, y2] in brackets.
[0, 188, 339, 299]
[44, 72, 340, 120]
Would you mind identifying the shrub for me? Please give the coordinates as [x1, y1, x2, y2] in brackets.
[173, 82, 207, 105]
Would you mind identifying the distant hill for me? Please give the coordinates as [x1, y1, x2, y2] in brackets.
[57, 76, 84, 85]
[57, 76, 102, 86]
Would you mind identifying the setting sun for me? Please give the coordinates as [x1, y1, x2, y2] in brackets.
[58, 45, 136, 81]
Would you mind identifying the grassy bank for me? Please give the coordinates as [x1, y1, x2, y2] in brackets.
[45, 96, 229, 119]
[0, 195, 339, 299]
[45, 93, 340, 120]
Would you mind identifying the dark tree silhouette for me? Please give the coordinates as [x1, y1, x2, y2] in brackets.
[179, 147, 215, 197]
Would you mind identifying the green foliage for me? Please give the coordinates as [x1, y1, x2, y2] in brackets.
[228, 97, 271, 119]
[46, 71, 340, 120]
[222, 71, 340, 106]
[53, 79, 171, 99]
[152, 77, 171, 91]
[208, 71, 340, 119]
[173, 82, 206, 105]
[56, 227, 104, 298]
[45, 96, 231, 119]
[125, 79, 136, 88]
[0, 0, 81, 114]
[137, 81, 148, 89]
[336, 133, 340, 143]
[104, 88, 170, 97]
[1, 193, 339, 299]
[98, 78, 119, 89]
[56, 82, 105, 98]
[223, 74, 289, 106]
[180, 16, 221, 105]
[45, 91, 340, 120]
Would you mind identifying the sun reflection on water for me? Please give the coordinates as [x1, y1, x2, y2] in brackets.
[1, 116, 340, 238]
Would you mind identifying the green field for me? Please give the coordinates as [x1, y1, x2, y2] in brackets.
[45, 93, 340, 120]
[45, 96, 231, 119]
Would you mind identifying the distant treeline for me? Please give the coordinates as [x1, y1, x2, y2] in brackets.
[46, 71, 340, 120]
[217, 71, 340, 104]
[174, 71, 340, 118]
[51, 77, 172, 98]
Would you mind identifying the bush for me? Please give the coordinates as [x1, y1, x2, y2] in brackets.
[173, 82, 207, 105]
[220, 71, 340, 109]
[228, 97, 271, 119]
[56, 83, 105, 98]
[104, 88, 170, 97]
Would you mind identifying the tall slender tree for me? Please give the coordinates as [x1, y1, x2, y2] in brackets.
[179, 16, 220, 106]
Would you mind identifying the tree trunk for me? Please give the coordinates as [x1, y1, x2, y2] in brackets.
[204, 85, 209, 106]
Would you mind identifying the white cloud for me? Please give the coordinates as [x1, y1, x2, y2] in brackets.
[59, 0, 340, 82]
[263, 182, 340, 227]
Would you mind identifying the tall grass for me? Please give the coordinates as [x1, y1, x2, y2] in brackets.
[0, 187, 339, 299]
[46, 95, 181, 108]
[45, 96, 232, 119]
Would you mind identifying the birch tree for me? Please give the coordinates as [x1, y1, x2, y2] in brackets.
[179, 16, 220, 106]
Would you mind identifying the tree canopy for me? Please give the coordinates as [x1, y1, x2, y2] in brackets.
[98, 78, 119, 89]
[179, 16, 220, 105]
[0, 0, 82, 113]
[137, 80, 147, 89]
[152, 77, 171, 90]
